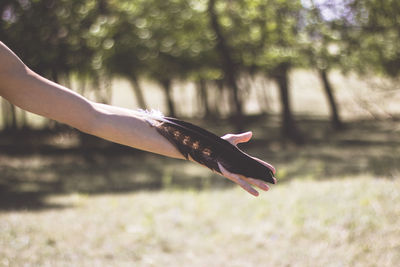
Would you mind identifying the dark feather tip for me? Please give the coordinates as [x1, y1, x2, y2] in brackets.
[217, 147, 277, 184]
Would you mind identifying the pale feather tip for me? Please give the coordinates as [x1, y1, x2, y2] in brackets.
[137, 109, 165, 125]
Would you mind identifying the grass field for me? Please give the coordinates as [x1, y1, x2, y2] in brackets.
[1, 176, 399, 266]
[1, 116, 400, 266]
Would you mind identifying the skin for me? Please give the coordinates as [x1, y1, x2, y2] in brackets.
[0, 41, 276, 196]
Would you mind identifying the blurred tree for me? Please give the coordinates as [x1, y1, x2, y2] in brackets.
[100, 0, 219, 116]
[213, 0, 305, 142]
[0, 0, 105, 129]
[0, 0, 102, 80]
[145, 0, 222, 117]
[264, 1, 305, 143]
[98, 1, 149, 109]
[346, 0, 400, 77]
[207, 0, 243, 123]
[1, 99, 17, 131]
[303, 0, 400, 125]
[302, 0, 344, 129]
[137, 0, 198, 116]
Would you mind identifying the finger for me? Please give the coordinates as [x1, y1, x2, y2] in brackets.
[232, 131, 252, 144]
[222, 131, 252, 146]
[218, 163, 259, 196]
[244, 177, 270, 191]
[219, 161, 271, 193]
[252, 156, 276, 175]
[231, 174, 259, 197]
[233, 171, 270, 191]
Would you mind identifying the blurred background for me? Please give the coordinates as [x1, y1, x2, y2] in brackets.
[0, 0, 399, 266]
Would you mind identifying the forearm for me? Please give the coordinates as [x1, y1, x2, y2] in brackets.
[2, 69, 93, 130]
[90, 103, 184, 159]
[0, 42, 92, 131]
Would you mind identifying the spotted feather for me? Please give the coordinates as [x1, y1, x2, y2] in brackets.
[136, 110, 276, 184]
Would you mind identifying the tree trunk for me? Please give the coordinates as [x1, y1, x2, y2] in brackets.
[1, 100, 18, 131]
[130, 74, 147, 109]
[272, 63, 303, 143]
[9, 103, 17, 131]
[20, 110, 27, 129]
[160, 79, 176, 117]
[212, 79, 224, 117]
[207, 0, 243, 123]
[319, 69, 344, 130]
[197, 79, 211, 118]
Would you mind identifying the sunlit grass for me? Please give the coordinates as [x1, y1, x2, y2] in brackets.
[1, 176, 399, 267]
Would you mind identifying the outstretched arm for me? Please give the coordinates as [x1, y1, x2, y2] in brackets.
[0, 42, 274, 196]
[0, 42, 183, 159]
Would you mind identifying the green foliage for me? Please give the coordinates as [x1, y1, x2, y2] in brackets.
[348, 0, 400, 76]
[302, 0, 400, 76]
[2, 0, 400, 81]
[207, 0, 305, 73]
[1, 0, 400, 127]
[99, 0, 220, 83]
[0, 0, 102, 80]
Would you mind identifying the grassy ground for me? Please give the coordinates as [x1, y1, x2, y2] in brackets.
[1, 116, 400, 266]
[0, 177, 399, 266]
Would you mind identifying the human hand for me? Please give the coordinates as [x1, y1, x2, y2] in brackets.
[220, 131, 276, 196]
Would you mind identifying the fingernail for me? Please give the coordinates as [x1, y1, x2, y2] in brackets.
[271, 166, 276, 175]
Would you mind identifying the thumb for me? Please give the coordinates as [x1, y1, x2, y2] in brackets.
[223, 131, 253, 145]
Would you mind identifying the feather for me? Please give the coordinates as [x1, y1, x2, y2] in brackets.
[136, 110, 276, 184]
